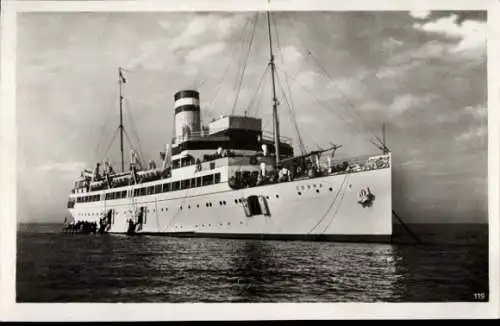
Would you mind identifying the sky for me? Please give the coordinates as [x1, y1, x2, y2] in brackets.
[16, 9, 488, 223]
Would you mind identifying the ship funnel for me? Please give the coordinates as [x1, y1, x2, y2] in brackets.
[174, 90, 201, 143]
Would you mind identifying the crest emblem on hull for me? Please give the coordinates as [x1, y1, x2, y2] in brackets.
[358, 187, 375, 208]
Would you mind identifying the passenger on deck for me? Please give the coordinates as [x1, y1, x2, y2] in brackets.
[278, 166, 291, 182]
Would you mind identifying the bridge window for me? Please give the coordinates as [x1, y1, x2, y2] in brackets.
[202, 175, 213, 186]
[162, 183, 170, 192]
[172, 181, 180, 191]
[147, 186, 154, 195]
[196, 177, 202, 187]
[190, 178, 196, 188]
[155, 185, 162, 194]
[181, 180, 190, 190]
[214, 173, 221, 184]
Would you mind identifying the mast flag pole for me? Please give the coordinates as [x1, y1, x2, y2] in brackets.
[119, 67, 126, 172]
[266, 7, 281, 169]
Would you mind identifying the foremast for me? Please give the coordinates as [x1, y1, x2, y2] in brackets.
[119, 67, 126, 172]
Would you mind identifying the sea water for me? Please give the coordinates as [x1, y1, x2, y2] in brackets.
[16, 223, 489, 302]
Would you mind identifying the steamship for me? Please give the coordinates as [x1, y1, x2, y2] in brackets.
[65, 11, 393, 242]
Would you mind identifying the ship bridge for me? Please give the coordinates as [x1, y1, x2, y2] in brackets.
[171, 114, 293, 162]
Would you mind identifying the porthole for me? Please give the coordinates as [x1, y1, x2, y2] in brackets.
[275, 194, 279, 198]
[195, 225, 198, 228]
[188, 205, 191, 209]
[307, 185, 311, 189]
[301, 186, 305, 190]
[313, 184, 316, 188]
[329, 187, 333, 192]
[227, 222, 231, 226]
[161, 208, 164, 212]
[180, 206, 183, 210]
[219, 201, 222, 205]
[219, 223, 223, 226]
[266, 196, 270, 200]
[206, 203, 209, 207]
[240, 221, 243, 224]
[234, 199, 238, 204]
[153, 209, 156, 212]
[197, 204, 200, 208]
[298, 192, 302, 196]
[202, 224, 205, 227]
[319, 184, 323, 188]
[316, 189, 320, 193]
[209, 224, 211, 227]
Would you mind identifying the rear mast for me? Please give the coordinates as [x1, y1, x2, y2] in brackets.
[266, 8, 281, 169]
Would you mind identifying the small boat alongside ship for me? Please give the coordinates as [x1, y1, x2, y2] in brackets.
[64, 10, 394, 242]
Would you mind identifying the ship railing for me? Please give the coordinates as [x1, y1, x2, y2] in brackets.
[170, 130, 211, 144]
[328, 153, 391, 175]
[261, 131, 293, 145]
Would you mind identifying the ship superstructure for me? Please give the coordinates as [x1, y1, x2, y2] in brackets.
[65, 10, 393, 242]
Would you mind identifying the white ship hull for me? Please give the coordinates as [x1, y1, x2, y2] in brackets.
[68, 165, 392, 242]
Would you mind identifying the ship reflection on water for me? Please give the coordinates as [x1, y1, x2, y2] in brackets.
[16, 223, 488, 303]
[230, 241, 276, 302]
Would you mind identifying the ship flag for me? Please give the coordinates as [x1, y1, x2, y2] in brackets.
[119, 69, 127, 84]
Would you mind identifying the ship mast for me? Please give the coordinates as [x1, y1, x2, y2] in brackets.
[266, 9, 281, 169]
[118, 67, 125, 172]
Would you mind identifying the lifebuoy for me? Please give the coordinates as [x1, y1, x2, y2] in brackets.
[358, 188, 368, 201]
[250, 156, 258, 165]
[376, 158, 385, 168]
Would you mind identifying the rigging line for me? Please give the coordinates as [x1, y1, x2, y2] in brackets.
[282, 14, 384, 148]
[307, 174, 349, 234]
[272, 16, 306, 156]
[291, 78, 377, 146]
[208, 15, 254, 111]
[321, 174, 350, 234]
[124, 98, 147, 166]
[275, 67, 306, 156]
[228, 15, 255, 112]
[307, 50, 384, 146]
[93, 85, 119, 161]
[251, 70, 270, 118]
[122, 128, 145, 168]
[245, 64, 269, 116]
[99, 127, 120, 163]
[231, 12, 259, 115]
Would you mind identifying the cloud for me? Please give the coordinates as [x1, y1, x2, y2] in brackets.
[389, 93, 436, 114]
[186, 41, 228, 63]
[413, 14, 486, 54]
[168, 13, 250, 51]
[455, 125, 487, 147]
[35, 161, 86, 175]
[464, 105, 487, 120]
[409, 11, 431, 20]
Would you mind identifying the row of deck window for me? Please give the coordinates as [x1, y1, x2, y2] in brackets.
[74, 172, 221, 203]
[133, 173, 221, 197]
